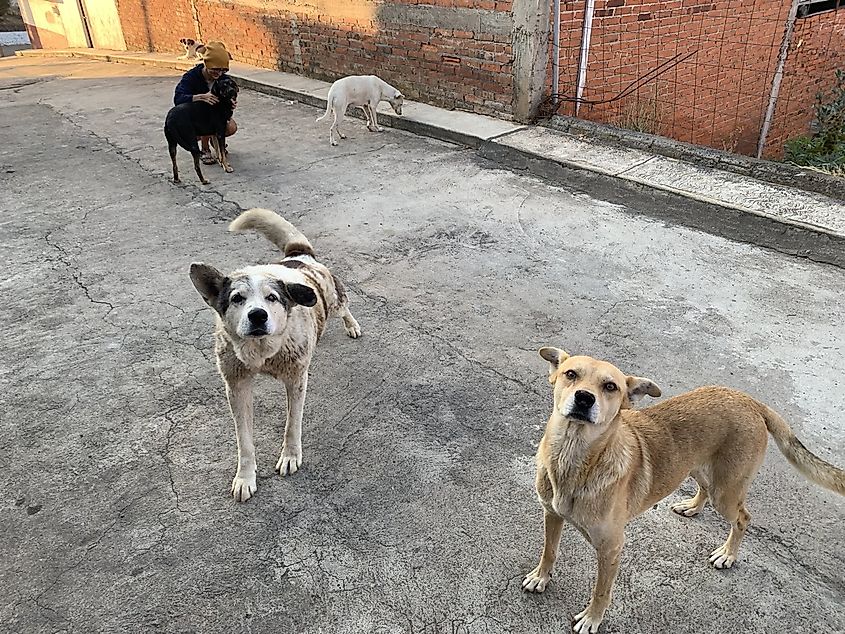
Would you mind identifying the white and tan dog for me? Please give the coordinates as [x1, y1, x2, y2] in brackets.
[178, 38, 206, 60]
[189, 208, 361, 502]
[315, 75, 404, 146]
[523, 349, 845, 633]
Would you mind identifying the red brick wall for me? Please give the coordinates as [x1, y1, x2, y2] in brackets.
[114, 0, 515, 118]
[763, 7, 845, 159]
[115, 0, 196, 54]
[552, 0, 790, 155]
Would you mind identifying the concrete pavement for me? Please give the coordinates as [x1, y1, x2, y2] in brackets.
[1, 56, 844, 634]
[16, 47, 845, 269]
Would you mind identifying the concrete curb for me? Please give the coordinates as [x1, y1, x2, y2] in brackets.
[14, 48, 845, 265]
[547, 115, 845, 201]
[478, 140, 845, 268]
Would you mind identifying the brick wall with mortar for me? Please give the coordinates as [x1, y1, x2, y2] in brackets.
[763, 7, 845, 159]
[114, 0, 516, 118]
[115, 0, 197, 54]
[551, 0, 790, 156]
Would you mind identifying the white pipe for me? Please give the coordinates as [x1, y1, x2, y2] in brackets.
[757, 0, 801, 158]
[552, 0, 561, 99]
[575, 0, 596, 116]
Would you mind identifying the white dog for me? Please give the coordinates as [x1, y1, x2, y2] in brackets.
[178, 37, 206, 60]
[189, 208, 362, 502]
[315, 75, 404, 146]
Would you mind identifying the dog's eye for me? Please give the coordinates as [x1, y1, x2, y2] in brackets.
[230, 293, 245, 304]
[265, 294, 279, 303]
[564, 370, 577, 380]
[604, 382, 618, 392]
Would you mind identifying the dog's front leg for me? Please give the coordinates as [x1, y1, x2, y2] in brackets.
[573, 533, 625, 634]
[192, 152, 209, 185]
[522, 510, 564, 593]
[366, 102, 383, 132]
[276, 370, 308, 475]
[225, 377, 257, 502]
[215, 135, 233, 173]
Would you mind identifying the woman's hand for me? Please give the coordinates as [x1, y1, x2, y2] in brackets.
[193, 92, 219, 105]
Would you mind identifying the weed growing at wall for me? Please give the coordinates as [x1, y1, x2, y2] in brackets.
[784, 69, 845, 176]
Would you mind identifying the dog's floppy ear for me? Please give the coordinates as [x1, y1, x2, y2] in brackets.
[279, 282, 317, 307]
[190, 262, 228, 309]
[394, 91, 403, 99]
[539, 347, 569, 384]
[626, 376, 661, 404]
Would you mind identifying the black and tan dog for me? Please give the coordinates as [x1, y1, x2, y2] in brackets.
[523, 349, 845, 633]
[189, 208, 362, 502]
[164, 75, 238, 184]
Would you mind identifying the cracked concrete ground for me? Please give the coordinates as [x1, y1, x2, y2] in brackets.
[1, 56, 844, 634]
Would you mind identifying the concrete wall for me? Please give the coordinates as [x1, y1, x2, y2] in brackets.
[19, 0, 90, 49]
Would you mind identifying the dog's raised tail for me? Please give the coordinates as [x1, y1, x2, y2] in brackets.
[760, 404, 845, 496]
[229, 208, 314, 258]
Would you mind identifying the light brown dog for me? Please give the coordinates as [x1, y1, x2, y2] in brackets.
[523, 348, 845, 633]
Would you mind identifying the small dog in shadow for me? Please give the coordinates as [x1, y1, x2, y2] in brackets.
[164, 75, 238, 184]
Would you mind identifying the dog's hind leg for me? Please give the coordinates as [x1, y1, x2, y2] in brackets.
[339, 307, 361, 338]
[276, 372, 307, 476]
[522, 510, 564, 593]
[708, 485, 753, 569]
[335, 105, 347, 140]
[331, 274, 361, 338]
[168, 140, 180, 183]
[226, 377, 258, 502]
[192, 152, 210, 185]
[671, 472, 709, 517]
[329, 102, 343, 146]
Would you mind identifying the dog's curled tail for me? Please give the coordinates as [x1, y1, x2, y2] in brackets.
[760, 404, 845, 496]
[229, 208, 314, 258]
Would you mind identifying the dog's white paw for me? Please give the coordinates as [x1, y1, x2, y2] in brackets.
[671, 498, 702, 517]
[573, 606, 604, 634]
[376, 126, 384, 132]
[709, 544, 736, 569]
[331, 139, 338, 146]
[224, 165, 234, 173]
[338, 131, 347, 139]
[276, 446, 302, 476]
[521, 566, 550, 593]
[231, 472, 257, 502]
[344, 320, 362, 339]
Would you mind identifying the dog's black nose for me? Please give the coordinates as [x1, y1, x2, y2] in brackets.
[574, 390, 596, 408]
[248, 308, 267, 324]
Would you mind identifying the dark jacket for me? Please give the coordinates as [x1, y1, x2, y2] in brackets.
[174, 64, 228, 106]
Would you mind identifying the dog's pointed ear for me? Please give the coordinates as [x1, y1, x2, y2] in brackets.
[281, 282, 317, 307]
[539, 347, 569, 384]
[190, 262, 228, 309]
[394, 91, 403, 99]
[626, 376, 661, 404]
